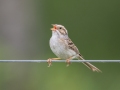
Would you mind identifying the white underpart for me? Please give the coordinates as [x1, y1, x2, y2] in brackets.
[50, 31, 77, 59]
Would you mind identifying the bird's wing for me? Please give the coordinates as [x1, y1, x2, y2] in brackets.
[65, 38, 80, 54]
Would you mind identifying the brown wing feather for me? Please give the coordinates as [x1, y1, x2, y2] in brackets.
[66, 38, 80, 54]
[60, 37, 83, 57]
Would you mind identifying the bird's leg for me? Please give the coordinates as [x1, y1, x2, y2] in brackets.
[47, 58, 61, 67]
[66, 56, 77, 67]
[66, 57, 72, 67]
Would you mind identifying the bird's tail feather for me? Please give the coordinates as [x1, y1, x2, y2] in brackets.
[78, 56, 102, 72]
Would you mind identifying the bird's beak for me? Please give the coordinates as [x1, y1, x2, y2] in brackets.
[51, 24, 57, 31]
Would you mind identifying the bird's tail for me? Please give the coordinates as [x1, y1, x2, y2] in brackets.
[78, 56, 102, 72]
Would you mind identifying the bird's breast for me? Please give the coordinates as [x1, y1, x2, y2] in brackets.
[49, 36, 76, 59]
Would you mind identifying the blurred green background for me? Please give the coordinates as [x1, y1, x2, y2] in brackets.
[0, 0, 120, 90]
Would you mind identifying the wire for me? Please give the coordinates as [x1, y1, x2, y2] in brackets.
[0, 60, 119, 63]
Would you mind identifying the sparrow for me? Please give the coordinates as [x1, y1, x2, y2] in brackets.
[47, 24, 101, 72]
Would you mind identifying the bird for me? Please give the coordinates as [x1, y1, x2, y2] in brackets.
[47, 24, 101, 72]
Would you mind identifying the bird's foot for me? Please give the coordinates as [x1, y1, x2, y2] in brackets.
[47, 58, 52, 67]
[66, 59, 71, 67]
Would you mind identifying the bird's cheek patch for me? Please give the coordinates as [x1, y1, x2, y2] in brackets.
[60, 30, 66, 35]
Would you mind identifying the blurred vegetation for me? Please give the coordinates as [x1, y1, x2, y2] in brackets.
[0, 0, 120, 90]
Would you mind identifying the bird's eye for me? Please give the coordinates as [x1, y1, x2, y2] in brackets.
[59, 27, 62, 29]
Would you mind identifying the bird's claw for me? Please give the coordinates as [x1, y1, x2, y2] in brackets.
[66, 59, 71, 67]
[47, 58, 52, 67]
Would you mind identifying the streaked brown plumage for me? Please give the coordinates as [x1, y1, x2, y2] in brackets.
[48, 24, 101, 72]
